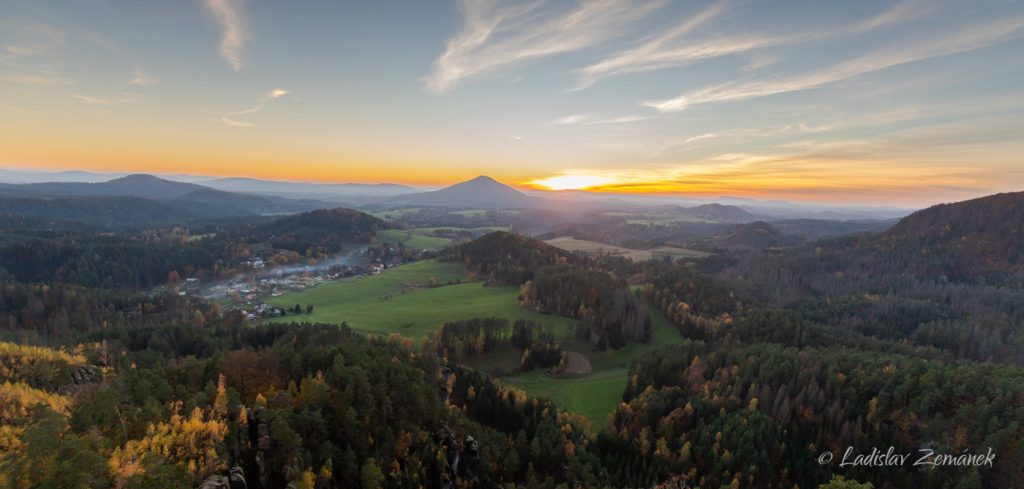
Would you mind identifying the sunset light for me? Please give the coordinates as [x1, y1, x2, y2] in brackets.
[0, 0, 1020, 205]
[528, 174, 615, 191]
[0, 3, 1022, 487]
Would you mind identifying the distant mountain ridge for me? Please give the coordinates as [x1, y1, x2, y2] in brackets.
[387, 175, 536, 209]
[201, 177, 416, 201]
[0, 174, 335, 228]
[0, 174, 206, 199]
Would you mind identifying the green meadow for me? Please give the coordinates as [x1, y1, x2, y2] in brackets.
[376, 229, 452, 250]
[481, 297, 685, 425]
[502, 368, 629, 425]
[267, 260, 684, 426]
[266, 260, 573, 339]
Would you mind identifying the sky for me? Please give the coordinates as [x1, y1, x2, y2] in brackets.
[0, 0, 1022, 205]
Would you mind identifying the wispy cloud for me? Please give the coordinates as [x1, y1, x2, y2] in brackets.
[0, 70, 72, 85]
[644, 16, 1024, 112]
[226, 88, 288, 115]
[550, 113, 649, 125]
[0, 104, 31, 115]
[552, 114, 588, 125]
[72, 94, 109, 105]
[0, 21, 65, 61]
[574, 0, 925, 90]
[218, 116, 255, 128]
[210, 88, 289, 127]
[129, 67, 158, 86]
[424, 0, 665, 93]
[202, 0, 246, 70]
[573, 1, 731, 89]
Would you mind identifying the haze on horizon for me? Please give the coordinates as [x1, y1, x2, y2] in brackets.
[1, 0, 1022, 207]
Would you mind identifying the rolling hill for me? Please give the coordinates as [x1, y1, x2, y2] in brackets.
[680, 203, 759, 222]
[868, 191, 1024, 282]
[248, 208, 384, 254]
[0, 174, 335, 228]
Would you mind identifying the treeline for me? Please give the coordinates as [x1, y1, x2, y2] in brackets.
[521, 265, 650, 349]
[441, 232, 651, 351]
[0, 282, 218, 342]
[0, 208, 385, 290]
[0, 233, 227, 289]
[246, 208, 382, 256]
[605, 341, 1024, 489]
[436, 318, 565, 372]
[715, 245, 1024, 365]
[437, 231, 575, 285]
[0, 320, 634, 488]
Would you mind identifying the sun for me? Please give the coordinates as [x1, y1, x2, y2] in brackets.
[528, 174, 614, 191]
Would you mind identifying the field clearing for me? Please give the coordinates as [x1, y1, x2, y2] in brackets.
[367, 208, 423, 220]
[377, 229, 452, 250]
[545, 236, 709, 261]
[266, 260, 575, 339]
[491, 297, 686, 425]
[650, 245, 711, 259]
[267, 260, 684, 425]
[503, 368, 628, 424]
[414, 226, 510, 234]
[450, 209, 519, 217]
[625, 216, 703, 225]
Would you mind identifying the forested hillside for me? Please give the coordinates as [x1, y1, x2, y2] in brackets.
[1, 193, 1022, 488]
[0, 208, 384, 289]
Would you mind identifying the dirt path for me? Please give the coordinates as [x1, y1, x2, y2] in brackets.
[560, 351, 593, 375]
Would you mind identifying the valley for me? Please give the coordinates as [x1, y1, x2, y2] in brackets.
[1, 172, 1021, 489]
[3, 3, 1019, 486]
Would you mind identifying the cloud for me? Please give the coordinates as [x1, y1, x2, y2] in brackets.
[574, 0, 926, 90]
[550, 113, 649, 125]
[0, 70, 72, 85]
[682, 133, 716, 144]
[202, 0, 246, 70]
[644, 16, 1024, 112]
[129, 67, 158, 86]
[211, 88, 289, 127]
[0, 21, 66, 61]
[424, 0, 665, 93]
[72, 94, 109, 105]
[552, 114, 588, 125]
[0, 104, 31, 115]
[573, 1, 732, 89]
[218, 116, 255, 128]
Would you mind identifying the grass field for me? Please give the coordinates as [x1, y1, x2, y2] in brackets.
[493, 297, 686, 425]
[266, 259, 684, 426]
[625, 217, 702, 225]
[377, 229, 451, 250]
[266, 260, 575, 339]
[414, 226, 510, 234]
[450, 209, 519, 217]
[366, 208, 424, 220]
[545, 236, 710, 261]
[503, 368, 628, 425]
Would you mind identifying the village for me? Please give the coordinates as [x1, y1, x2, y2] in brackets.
[157, 245, 422, 322]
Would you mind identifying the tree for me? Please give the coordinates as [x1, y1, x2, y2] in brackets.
[360, 457, 385, 489]
[306, 304, 314, 314]
[820, 475, 874, 489]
